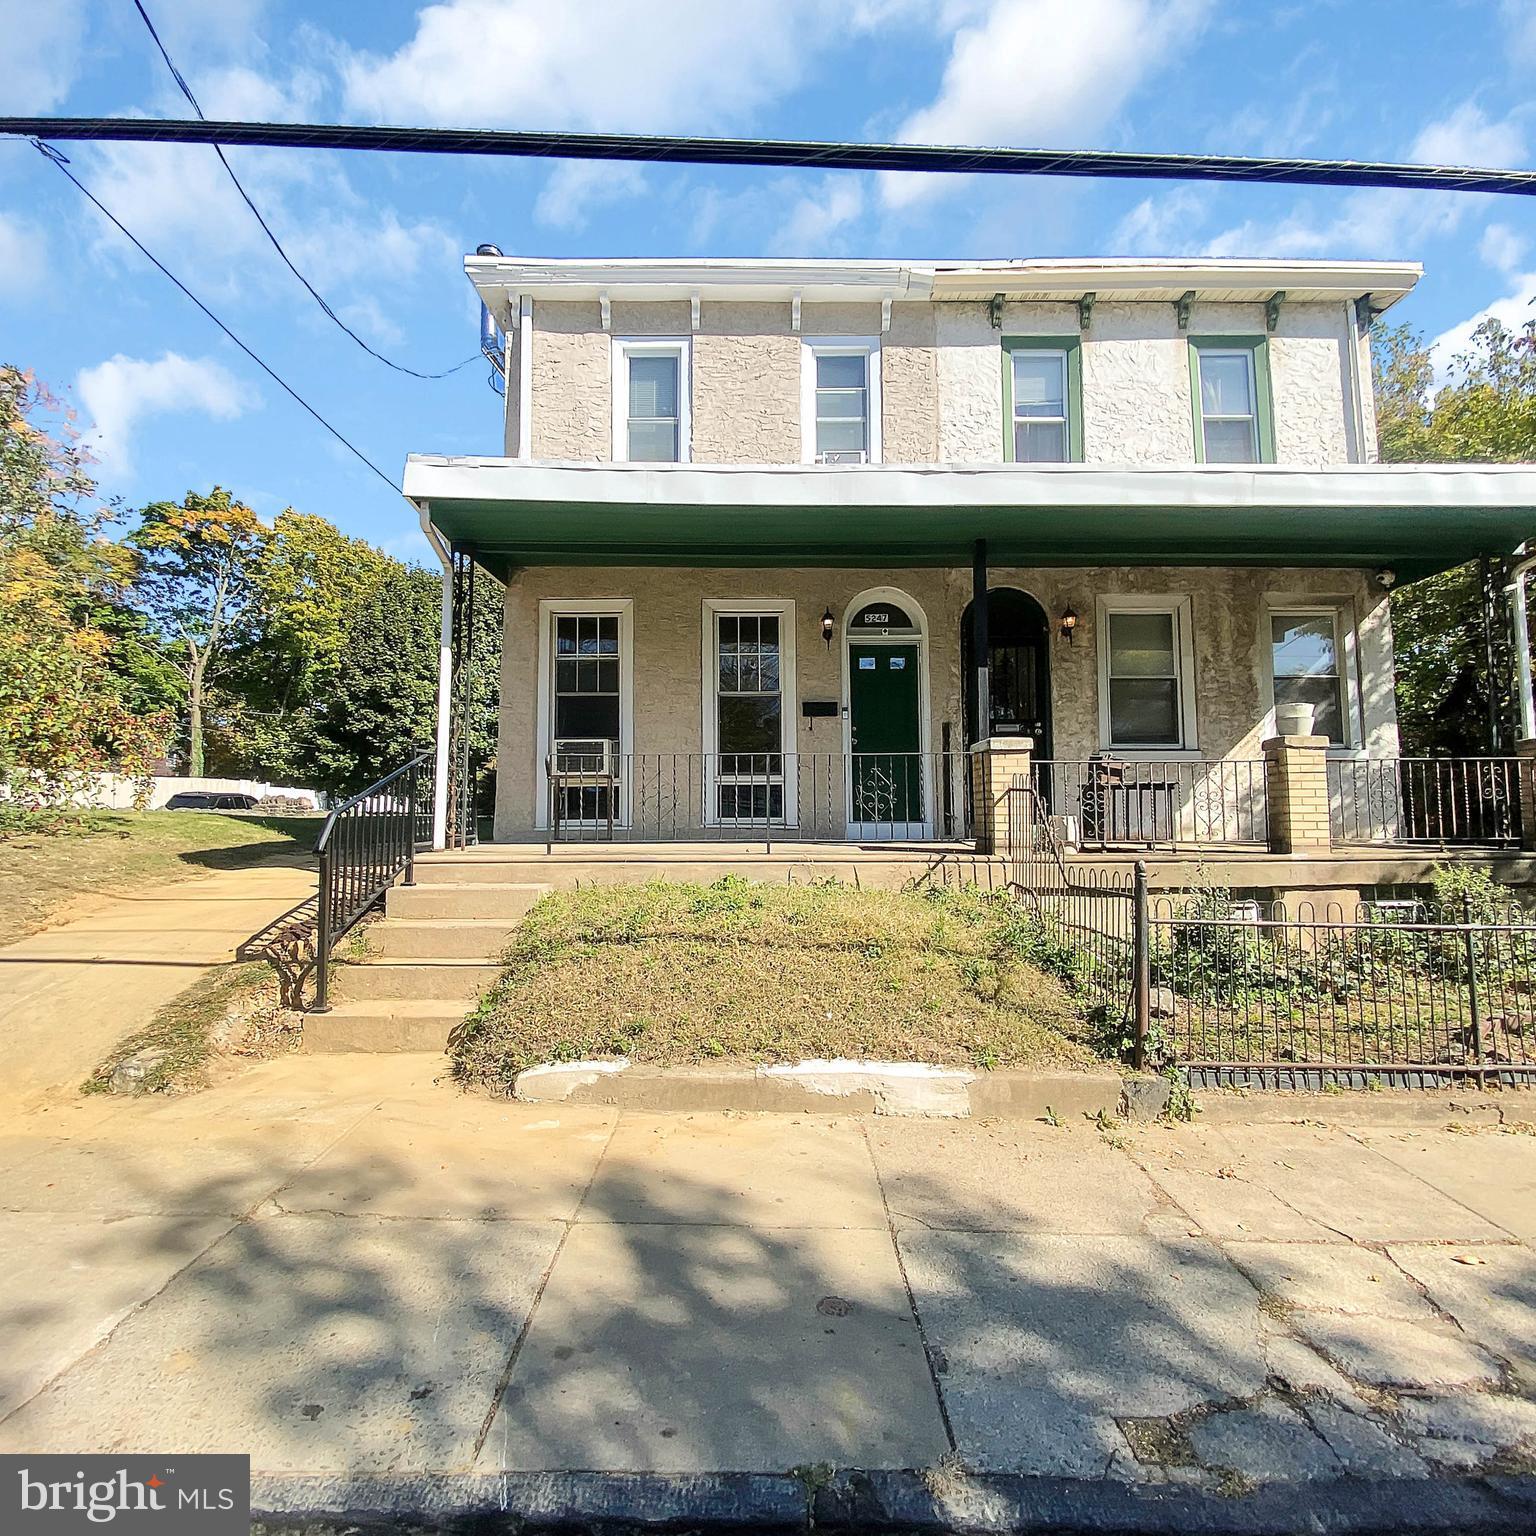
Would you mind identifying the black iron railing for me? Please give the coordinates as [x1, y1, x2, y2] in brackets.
[1327, 756, 1525, 846]
[312, 752, 433, 1011]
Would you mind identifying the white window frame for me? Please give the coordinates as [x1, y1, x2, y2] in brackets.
[800, 337, 882, 464]
[1010, 346, 1071, 464]
[1194, 346, 1260, 463]
[701, 599, 798, 827]
[611, 337, 691, 464]
[1260, 600, 1362, 751]
[535, 597, 635, 830]
[1095, 595, 1200, 755]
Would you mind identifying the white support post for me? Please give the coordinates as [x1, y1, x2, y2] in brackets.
[1512, 556, 1536, 742]
[431, 560, 454, 850]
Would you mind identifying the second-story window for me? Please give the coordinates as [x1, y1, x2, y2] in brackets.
[613, 339, 689, 463]
[1003, 337, 1082, 462]
[1190, 337, 1273, 464]
[801, 339, 882, 464]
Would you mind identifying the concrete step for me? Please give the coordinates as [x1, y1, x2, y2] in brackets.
[302, 1000, 468, 1053]
[384, 882, 549, 921]
[363, 920, 521, 960]
[331, 960, 502, 1002]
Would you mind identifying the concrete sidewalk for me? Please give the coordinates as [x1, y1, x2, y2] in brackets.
[0, 862, 314, 1116]
[2, 1059, 1536, 1529]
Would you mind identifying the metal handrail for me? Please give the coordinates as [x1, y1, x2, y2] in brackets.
[312, 751, 433, 1011]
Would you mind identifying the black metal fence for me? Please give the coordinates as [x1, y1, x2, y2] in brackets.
[1004, 780, 1536, 1083]
[312, 752, 433, 1010]
[546, 750, 972, 847]
[1033, 757, 1268, 849]
[1327, 756, 1525, 846]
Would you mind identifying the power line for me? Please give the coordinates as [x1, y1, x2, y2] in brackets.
[6, 114, 1536, 195]
[129, 0, 477, 381]
[28, 139, 401, 498]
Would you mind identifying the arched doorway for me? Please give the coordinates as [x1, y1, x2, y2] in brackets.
[843, 588, 931, 836]
[962, 587, 1053, 758]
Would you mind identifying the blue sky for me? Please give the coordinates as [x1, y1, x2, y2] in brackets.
[2, 0, 1534, 564]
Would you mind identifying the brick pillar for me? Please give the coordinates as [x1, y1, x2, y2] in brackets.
[1263, 732, 1332, 855]
[968, 737, 1034, 855]
[1518, 739, 1536, 853]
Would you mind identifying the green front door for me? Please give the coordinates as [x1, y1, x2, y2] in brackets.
[849, 642, 924, 828]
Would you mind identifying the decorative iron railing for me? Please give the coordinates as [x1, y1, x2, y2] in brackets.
[1327, 756, 1525, 847]
[312, 752, 433, 1010]
[1031, 757, 1269, 849]
[544, 750, 972, 846]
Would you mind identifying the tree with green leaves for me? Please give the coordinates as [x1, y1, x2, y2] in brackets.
[129, 486, 269, 777]
[0, 365, 171, 810]
[1373, 318, 1536, 754]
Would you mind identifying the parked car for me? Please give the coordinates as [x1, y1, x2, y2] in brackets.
[164, 791, 260, 811]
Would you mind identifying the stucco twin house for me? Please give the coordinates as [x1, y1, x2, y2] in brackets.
[402, 255, 1536, 902]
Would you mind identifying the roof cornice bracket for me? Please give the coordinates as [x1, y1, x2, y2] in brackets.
[1266, 290, 1286, 332]
[690, 291, 701, 331]
[1175, 290, 1195, 331]
[989, 293, 1005, 329]
[599, 292, 611, 332]
[881, 297, 892, 333]
[1078, 292, 1095, 332]
[791, 291, 802, 333]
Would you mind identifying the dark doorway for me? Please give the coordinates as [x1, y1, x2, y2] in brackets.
[962, 587, 1052, 758]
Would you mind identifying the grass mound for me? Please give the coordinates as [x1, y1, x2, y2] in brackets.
[450, 876, 1104, 1092]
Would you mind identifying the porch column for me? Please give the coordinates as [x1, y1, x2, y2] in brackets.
[969, 737, 1033, 855]
[971, 539, 989, 745]
[430, 559, 454, 850]
[1509, 555, 1535, 743]
[1263, 728, 1332, 855]
[1517, 739, 1536, 854]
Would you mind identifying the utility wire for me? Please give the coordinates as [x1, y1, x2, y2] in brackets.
[29, 139, 401, 497]
[6, 114, 1536, 196]
[129, 0, 477, 381]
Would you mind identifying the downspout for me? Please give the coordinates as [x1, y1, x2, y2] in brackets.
[1507, 546, 1536, 742]
[1343, 298, 1368, 462]
[415, 498, 455, 850]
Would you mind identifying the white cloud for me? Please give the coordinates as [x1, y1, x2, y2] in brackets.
[0, 212, 47, 299]
[534, 162, 649, 232]
[1501, 0, 1536, 65]
[880, 0, 1211, 210]
[76, 353, 257, 476]
[1111, 187, 1210, 256]
[1481, 222, 1530, 276]
[1409, 101, 1527, 169]
[771, 174, 867, 254]
[0, 0, 87, 111]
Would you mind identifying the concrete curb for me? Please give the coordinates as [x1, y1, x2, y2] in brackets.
[249, 1470, 1536, 1534]
[511, 1060, 1126, 1119]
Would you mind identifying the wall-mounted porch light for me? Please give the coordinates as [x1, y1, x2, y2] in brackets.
[822, 607, 836, 648]
[1058, 606, 1079, 644]
[1375, 568, 1397, 590]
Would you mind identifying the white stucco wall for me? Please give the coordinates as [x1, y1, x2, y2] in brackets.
[493, 564, 1397, 839]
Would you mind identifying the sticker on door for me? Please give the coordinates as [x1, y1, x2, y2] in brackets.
[858, 656, 876, 669]
[890, 656, 906, 669]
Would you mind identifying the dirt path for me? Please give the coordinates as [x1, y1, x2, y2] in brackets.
[0, 861, 315, 1114]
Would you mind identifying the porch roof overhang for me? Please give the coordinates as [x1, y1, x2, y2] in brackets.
[404, 457, 1536, 581]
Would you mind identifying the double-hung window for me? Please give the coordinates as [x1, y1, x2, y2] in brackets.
[1003, 337, 1082, 462]
[1270, 609, 1350, 745]
[707, 603, 795, 824]
[613, 339, 689, 462]
[801, 339, 881, 463]
[550, 610, 624, 822]
[1097, 598, 1197, 750]
[1189, 337, 1273, 463]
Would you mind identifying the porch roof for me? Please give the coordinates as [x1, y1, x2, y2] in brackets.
[404, 457, 1536, 580]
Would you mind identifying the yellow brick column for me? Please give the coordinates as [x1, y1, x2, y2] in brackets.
[1263, 729, 1333, 855]
[968, 737, 1034, 855]
[1517, 739, 1536, 853]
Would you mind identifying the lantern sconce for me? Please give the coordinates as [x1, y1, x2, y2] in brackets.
[1375, 568, 1397, 590]
[1058, 606, 1079, 644]
[822, 607, 836, 649]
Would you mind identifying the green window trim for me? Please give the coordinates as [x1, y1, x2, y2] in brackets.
[1188, 335, 1275, 464]
[1001, 335, 1084, 463]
